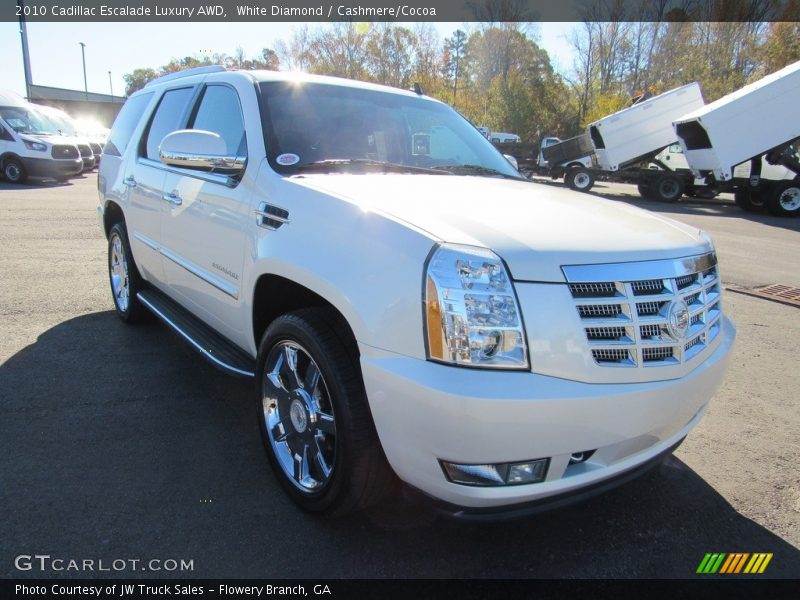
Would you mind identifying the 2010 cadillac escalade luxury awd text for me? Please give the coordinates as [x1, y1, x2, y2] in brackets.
[97, 66, 735, 517]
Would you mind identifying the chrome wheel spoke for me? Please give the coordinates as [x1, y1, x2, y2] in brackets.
[271, 419, 291, 443]
[315, 412, 335, 435]
[293, 444, 311, 484]
[313, 440, 332, 479]
[282, 345, 303, 389]
[303, 361, 320, 392]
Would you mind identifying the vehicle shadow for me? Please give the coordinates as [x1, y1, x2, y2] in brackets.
[0, 179, 73, 191]
[1, 311, 798, 578]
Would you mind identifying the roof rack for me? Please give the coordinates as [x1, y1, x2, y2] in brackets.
[145, 65, 226, 88]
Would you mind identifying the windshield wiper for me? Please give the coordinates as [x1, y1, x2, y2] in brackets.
[292, 159, 452, 176]
[431, 164, 526, 180]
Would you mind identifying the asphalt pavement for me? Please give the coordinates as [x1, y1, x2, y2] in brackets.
[1, 175, 798, 578]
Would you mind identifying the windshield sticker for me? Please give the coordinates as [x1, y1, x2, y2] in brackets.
[276, 153, 300, 166]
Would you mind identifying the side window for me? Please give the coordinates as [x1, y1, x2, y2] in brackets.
[190, 85, 246, 156]
[104, 92, 153, 157]
[0, 124, 13, 142]
[144, 87, 194, 160]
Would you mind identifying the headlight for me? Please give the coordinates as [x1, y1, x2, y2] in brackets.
[24, 140, 47, 152]
[424, 243, 529, 369]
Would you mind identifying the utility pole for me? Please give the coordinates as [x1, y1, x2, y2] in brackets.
[79, 42, 88, 100]
[17, 0, 33, 100]
[108, 71, 113, 97]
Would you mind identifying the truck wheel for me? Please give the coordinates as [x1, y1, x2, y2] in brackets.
[108, 222, 149, 323]
[637, 182, 652, 198]
[565, 167, 594, 192]
[652, 174, 684, 202]
[3, 157, 27, 184]
[734, 188, 765, 212]
[256, 308, 394, 515]
[766, 181, 800, 217]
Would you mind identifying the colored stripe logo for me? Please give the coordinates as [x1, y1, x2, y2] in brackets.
[696, 553, 773, 574]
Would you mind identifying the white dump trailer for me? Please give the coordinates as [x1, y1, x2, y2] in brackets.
[674, 60, 800, 216]
[589, 83, 705, 172]
[537, 83, 708, 201]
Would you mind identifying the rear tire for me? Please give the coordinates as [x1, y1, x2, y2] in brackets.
[565, 167, 594, 192]
[3, 157, 27, 184]
[108, 222, 149, 323]
[766, 180, 800, 217]
[734, 188, 765, 212]
[651, 173, 684, 202]
[256, 308, 394, 516]
[637, 182, 652, 199]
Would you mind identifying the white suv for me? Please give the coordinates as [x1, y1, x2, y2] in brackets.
[98, 66, 735, 517]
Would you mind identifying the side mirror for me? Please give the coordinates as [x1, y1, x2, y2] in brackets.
[504, 154, 519, 170]
[159, 129, 245, 173]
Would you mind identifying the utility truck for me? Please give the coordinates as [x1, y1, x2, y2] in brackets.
[673, 59, 800, 217]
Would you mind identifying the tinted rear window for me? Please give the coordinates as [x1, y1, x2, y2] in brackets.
[104, 92, 153, 157]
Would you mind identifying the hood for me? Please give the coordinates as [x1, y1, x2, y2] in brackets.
[289, 174, 711, 282]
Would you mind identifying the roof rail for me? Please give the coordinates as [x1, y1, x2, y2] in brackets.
[145, 65, 226, 88]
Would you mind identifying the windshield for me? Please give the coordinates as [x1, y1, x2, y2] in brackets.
[259, 81, 520, 179]
[39, 110, 78, 136]
[0, 106, 59, 136]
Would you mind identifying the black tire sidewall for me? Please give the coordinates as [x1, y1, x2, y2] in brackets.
[653, 175, 683, 202]
[4, 158, 26, 184]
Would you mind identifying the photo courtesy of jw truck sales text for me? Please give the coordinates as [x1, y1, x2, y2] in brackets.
[0, 0, 798, 590]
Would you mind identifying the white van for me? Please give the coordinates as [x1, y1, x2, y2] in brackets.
[0, 99, 83, 184]
[35, 104, 101, 170]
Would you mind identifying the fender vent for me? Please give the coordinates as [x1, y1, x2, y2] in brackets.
[256, 203, 290, 230]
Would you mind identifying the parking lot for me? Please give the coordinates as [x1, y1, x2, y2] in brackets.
[1, 174, 798, 578]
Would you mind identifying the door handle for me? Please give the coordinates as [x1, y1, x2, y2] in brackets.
[123, 176, 137, 188]
[162, 192, 183, 206]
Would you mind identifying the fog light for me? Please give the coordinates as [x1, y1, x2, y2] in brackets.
[507, 460, 548, 484]
[441, 458, 549, 486]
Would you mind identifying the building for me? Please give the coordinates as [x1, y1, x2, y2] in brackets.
[27, 84, 126, 127]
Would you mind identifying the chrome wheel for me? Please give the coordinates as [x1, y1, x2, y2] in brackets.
[262, 341, 336, 493]
[109, 232, 130, 312]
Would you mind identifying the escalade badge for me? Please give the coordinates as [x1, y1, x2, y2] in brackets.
[666, 299, 690, 340]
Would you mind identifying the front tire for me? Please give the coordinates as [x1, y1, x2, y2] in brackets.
[256, 308, 394, 515]
[107, 222, 149, 323]
[651, 173, 684, 202]
[3, 157, 27, 184]
[765, 180, 800, 217]
[734, 188, 765, 212]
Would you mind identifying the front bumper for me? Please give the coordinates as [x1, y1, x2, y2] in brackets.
[361, 315, 735, 510]
[20, 156, 83, 179]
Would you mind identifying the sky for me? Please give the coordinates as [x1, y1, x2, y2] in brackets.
[0, 21, 577, 99]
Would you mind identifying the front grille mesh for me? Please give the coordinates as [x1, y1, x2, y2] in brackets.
[51, 144, 79, 159]
[578, 304, 622, 318]
[570, 257, 723, 368]
[569, 282, 616, 297]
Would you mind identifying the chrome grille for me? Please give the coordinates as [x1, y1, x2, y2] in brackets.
[569, 282, 616, 298]
[577, 304, 622, 318]
[631, 279, 664, 295]
[51, 144, 79, 159]
[567, 253, 723, 368]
